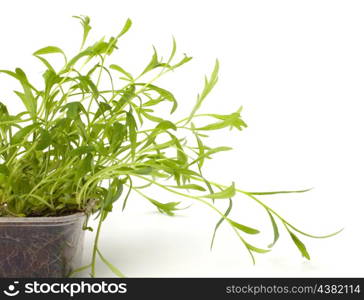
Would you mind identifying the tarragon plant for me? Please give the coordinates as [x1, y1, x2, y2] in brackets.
[0, 16, 340, 277]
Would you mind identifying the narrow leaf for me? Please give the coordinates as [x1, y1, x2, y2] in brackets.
[267, 210, 280, 248]
[210, 198, 232, 250]
[245, 242, 271, 254]
[0, 164, 10, 176]
[33, 46, 66, 62]
[110, 64, 133, 80]
[70, 145, 95, 157]
[155, 120, 177, 131]
[185, 59, 219, 124]
[126, 111, 137, 159]
[203, 183, 235, 199]
[228, 219, 260, 234]
[73, 15, 92, 50]
[149, 199, 181, 216]
[36, 129, 52, 150]
[117, 18, 132, 38]
[121, 176, 132, 211]
[61, 102, 87, 119]
[288, 230, 311, 260]
[247, 188, 312, 196]
[135, 83, 177, 113]
[141, 47, 160, 75]
[169, 184, 206, 192]
[103, 178, 124, 215]
[11, 123, 39, 145]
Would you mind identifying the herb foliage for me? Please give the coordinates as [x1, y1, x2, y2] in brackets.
[0, 16, 341, 277]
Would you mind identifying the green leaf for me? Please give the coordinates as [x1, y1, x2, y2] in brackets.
[5, 68, 38, 118]
[36, 129, 52, 150]
[141, 47, 161, 75]
[197, 108, 247, 131]
[0, 102, 8, 115]
[155, 120, 177, 131]
[210, 198, 232, 250]
[75, 119, 87, 139]
[33, 46, 64, 56]
[193, 128, 205, 168]
[0, 69, 20, 80]
[110, 64, 133, 80]
[197, 119, 247, 131]
[244, 242, 271, 254]
[76, 75, 100, 99]
[288, 230, 310, 260]
[171, 54, 192, 69]
[62, 49, 93, 73]
[101, 18, 132, 56]
[143, 97, 164, 107]
[61, 102, 87, 119]
[186, 59, 219, 124]
[267, 210, 279, 248]
[189, 146, 232, 167]
[116, 84, 135, 109]
[0, 164, 10, 176]
[34, 55, 56, 72]
[169, 184, 206, 191]
[121, 176, 132, 211]
[76, 153, 93, 179]
[63, 36, 115, 72]
[117, 18, 132, 38]
[166, 133, 187, 165]
[140, 109, 164, 123]
[33, 46, 67, 63]
[94, 102, 111, 120]
[131, 166, 154, 175]
[11, 123, 39, 145]
[73, 15, 92, 50]
[136, 83, 177, 113]
[203, 182, 235, 199]
[70, 145, 95, 157]
[167, 37, 177, 65]
[126, 112, 137, 159]
[228, 219, 260, 234]
[197, 122, 230, 131]
[43, 69, 61, 95]
[205, 146, 232, 157]
[110, 122, 126, 152]
[144, 138, 178, 152]
[247, 188, 312, 196]
[14, 91, 36, 118]
[90, 39, 110, 55]
[103, 178, 124, 213]
[149, 198, 181, 216]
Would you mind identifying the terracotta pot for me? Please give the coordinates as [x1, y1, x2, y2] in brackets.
[0, 213, 85, 278]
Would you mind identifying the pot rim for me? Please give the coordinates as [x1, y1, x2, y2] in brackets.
[0, 212, 85, 225]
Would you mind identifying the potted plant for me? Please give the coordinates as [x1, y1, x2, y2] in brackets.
[0, 16, 340, 278]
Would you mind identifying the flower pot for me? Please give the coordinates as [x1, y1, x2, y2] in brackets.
[0, 213, 85, 278]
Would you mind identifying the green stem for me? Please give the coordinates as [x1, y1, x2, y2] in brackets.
[91, 211, 104, 277]
[133, 174, 258, 261]
[190, 176, 342, 239]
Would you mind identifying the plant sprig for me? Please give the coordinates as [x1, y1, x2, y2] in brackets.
[0, 16, 341, 277]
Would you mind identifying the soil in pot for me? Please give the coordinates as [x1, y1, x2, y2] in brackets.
[0, 213, 85, 278]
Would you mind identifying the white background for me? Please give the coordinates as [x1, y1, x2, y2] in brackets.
[0, 0, 363, 277]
